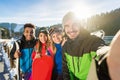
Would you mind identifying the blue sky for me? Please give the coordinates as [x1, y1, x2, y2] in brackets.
[0, 0, 120, 27]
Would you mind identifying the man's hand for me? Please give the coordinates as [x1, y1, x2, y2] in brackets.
[14, 50, 21, 58]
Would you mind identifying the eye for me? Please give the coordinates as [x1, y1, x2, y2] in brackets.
[72, 23, 79, 27]
[52, 35, 56, 38]
[30, 31, 34, 34]
[25, 30, 29, 33]
[40, 35, 42, 37]
[39, 34, 43, 37]
[64, 25, 69, 28]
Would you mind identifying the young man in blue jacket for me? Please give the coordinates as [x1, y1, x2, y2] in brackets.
[10, 23, 36, 80]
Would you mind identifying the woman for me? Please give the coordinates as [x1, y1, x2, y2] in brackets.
[49, 27, 67, 80]
[31, 27, 56, 80]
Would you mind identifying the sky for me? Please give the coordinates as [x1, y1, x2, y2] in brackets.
[0, 0, 120, 27]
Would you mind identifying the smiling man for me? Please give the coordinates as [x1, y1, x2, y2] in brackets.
[10, 23, 37, 80]
[62, 12, 109, 80]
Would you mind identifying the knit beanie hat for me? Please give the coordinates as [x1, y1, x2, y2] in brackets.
[49, 27, 63, 36]
[38, 27, 49, 36]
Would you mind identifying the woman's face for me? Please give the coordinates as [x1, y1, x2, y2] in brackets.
[39, 33, 48, 43]
[63, 19, 80, 40]
[51, 33, 62, 44]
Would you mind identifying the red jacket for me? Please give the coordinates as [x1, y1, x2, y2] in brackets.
[31, 43, 54, 80]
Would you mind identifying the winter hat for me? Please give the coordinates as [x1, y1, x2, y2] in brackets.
[49, 27, 63, 36]
[38, 27, 49, 35]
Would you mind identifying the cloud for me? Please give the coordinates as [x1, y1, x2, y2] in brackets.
[0, 1, 66, 26]
[0, 16, 61, 27]
[0, 0, 120, 26]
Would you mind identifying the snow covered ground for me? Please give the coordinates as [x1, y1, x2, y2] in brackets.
[0, 43, 10, 80]
[0, 39, 16, 80]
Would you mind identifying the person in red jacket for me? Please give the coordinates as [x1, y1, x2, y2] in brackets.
[30, 27, 56, 80]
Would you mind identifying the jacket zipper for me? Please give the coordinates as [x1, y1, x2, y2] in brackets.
[72, 57, 75, 76]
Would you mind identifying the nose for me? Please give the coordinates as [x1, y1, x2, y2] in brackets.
[42, 36, 47, 40]
[28, 33, 32, 36]
[69, 25, 74, 32]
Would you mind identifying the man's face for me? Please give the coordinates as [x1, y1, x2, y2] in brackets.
[64, 19, 80, 40]
[23, 27, 35, 41]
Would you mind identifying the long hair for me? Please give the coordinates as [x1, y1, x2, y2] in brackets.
[35, 34, 56, 54]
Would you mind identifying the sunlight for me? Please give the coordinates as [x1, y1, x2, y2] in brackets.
[71, 2, 94, 20]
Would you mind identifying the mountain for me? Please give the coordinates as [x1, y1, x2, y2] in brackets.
[0, 22, 24, 32]
[0, 23, 11, 30]
[0, 23, 24, 38]
[1, 8, 120, 37]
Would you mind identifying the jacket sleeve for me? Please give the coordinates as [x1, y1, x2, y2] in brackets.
[32, 51, 36, 60]
[62, 45, 70, 80]
[10, 42, 16, 60]
[91, 36, 106, 51]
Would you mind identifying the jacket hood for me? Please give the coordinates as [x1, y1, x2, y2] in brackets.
[63, 35, 105, 57]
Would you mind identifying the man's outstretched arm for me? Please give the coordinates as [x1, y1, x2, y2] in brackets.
[107, 30, 120, 80]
